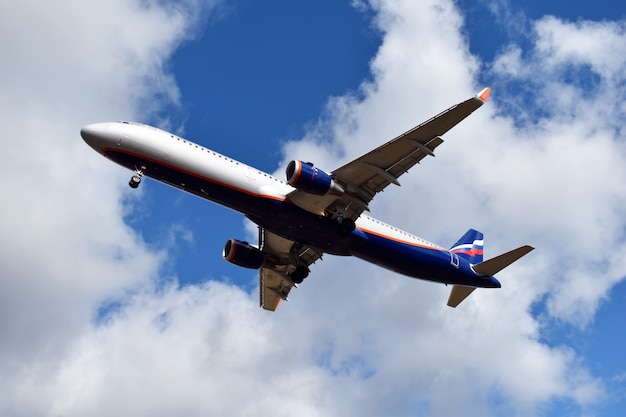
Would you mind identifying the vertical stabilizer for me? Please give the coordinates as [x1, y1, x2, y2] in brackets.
[450, 229, 484, 264]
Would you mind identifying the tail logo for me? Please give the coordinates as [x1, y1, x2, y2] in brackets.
[450, 239, 484, 261]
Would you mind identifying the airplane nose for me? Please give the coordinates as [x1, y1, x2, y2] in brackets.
[81, 123, 103, 143]
[81, 123, 110, 152]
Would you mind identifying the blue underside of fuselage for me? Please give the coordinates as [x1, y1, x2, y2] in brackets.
[105, 150, 499, 289]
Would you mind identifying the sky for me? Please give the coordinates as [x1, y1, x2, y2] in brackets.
[1, 0, 626, 416]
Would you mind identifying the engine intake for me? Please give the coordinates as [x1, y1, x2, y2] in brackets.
[223, 239, 265, 269]
[286, 160, 344, 196]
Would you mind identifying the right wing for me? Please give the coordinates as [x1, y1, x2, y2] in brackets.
[287, 88, 491, 221]
[258, 227, 323, 311]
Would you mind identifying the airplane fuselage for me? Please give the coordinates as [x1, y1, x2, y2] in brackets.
[81, 121, 500, 289]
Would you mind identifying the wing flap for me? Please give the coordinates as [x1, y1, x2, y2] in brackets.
[280, 90, 488, 222]
[328, 91, 488, 221]
[260, 267, 292, 311]
[258, 227, 323, 311]
[333, 94, 485, 188]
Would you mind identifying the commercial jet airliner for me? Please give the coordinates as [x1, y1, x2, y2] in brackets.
[81, 88, 533, 311]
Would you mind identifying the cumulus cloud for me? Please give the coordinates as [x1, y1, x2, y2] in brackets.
[1, 0, 625, 416]
[485, 17, 626, 323]
[276, 0, 626, 413]
[0, 0, 220, 414]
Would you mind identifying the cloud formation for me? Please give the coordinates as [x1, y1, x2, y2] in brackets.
[277, 0, 626, 413]
[1, 0, 624, 416]
[0, 0, 220, 414]
[485, 16, 626, 323]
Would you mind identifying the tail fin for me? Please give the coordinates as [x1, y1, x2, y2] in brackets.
[447, 243, 534, 308]
[450, 229, 484, 264]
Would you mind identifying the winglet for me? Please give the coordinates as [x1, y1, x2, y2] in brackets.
[477, 87, 491, 102]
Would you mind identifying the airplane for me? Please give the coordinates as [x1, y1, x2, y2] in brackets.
[81, 87, 533, 311]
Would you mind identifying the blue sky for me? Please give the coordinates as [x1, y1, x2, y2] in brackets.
[2, 0, 626, 416]
[139, 0, 380, 289]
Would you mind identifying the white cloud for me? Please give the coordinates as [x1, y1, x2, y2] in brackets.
[534, 17, 626, 80]
[483, 17, 626, 324]
[1, 0, 625, 416]
[276, 0, 626, 414]
[0, 0, 221, 414]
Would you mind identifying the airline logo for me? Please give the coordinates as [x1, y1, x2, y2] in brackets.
[450, 239, 484, 259]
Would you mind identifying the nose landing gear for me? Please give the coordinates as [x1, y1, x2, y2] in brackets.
[129, 166, 146, 189]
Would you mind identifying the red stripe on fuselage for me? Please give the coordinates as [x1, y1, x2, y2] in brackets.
[357, 226, 445, 251]
[104, 147, 444, 256]
[451, 248, 484, 256]
[102, 147, 287, 203]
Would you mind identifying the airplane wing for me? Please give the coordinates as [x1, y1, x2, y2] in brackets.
[258, 227, 323, 311]
[287, 88, 491, 221]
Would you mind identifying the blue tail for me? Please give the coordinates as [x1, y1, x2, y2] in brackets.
[450, 229, 484, 264]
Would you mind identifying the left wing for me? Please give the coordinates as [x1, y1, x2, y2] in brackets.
[258, 227, 323, 311]
[286, 88, 491, 221]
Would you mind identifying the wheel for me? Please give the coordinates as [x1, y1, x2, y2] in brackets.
[129, 175, 141, 188]
[290, 265, 309, 284]
[339, 218, 356, 234]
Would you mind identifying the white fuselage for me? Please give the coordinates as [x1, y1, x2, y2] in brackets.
[81, 121, 500, 289]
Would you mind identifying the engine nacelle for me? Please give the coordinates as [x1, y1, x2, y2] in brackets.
[223, 239, 265, 269]
[286, 160, 344, 196]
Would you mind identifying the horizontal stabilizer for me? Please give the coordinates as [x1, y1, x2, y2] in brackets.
[472, 245, 534, 276]
[447, 286, 476, 308]
[447, 245, 534, 308]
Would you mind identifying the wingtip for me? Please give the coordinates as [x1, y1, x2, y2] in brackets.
[477, 87, 491, 102]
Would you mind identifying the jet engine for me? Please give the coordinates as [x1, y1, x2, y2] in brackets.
[223, 239, 265, 269]
[286, 160, 344, 196]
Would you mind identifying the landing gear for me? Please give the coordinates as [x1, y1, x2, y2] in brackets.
[339, 218, 356, 234]
[128, 166, 146, 189]
[289, 265, 309, 284]
[331, 204, 356, 234]
[129, 175, 141, 188]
